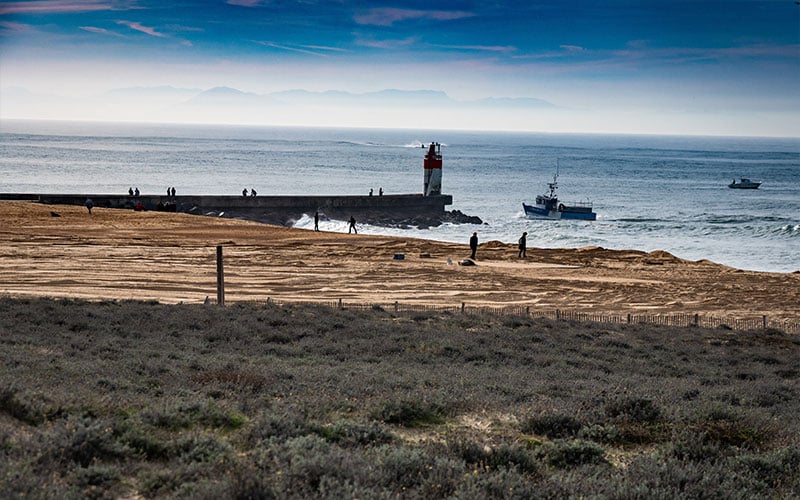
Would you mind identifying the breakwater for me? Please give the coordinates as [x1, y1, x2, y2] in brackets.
[0, 192, 481, 228]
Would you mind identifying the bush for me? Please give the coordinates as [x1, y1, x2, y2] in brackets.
[605, 396, 662, 423]
[521, 413, 583, 439]
[316, 420, 394, 447]
[372, 400, 448, 427]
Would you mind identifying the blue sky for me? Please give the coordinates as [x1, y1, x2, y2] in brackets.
[1, 0, 798, 135]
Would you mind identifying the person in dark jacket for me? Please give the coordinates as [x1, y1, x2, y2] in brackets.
[469, 232, 478, 259]
[518, 231, 527, 258]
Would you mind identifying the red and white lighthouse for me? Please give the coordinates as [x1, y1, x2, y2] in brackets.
[423, 142, 442, 196]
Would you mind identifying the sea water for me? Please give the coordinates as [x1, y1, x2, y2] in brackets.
[1, 119, 798, 273]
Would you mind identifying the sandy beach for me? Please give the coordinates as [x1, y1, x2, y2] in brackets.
[1, 201, 798, 320]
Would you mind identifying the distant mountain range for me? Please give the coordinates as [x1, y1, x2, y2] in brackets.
[0, 85, 557, 128]
[112, 86, 556, 110]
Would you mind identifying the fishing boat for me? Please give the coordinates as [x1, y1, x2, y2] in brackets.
[522, 166, 596, 221]
[728, 178, 761, 189]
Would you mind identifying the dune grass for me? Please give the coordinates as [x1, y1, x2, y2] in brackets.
[1, 297, 798, 498]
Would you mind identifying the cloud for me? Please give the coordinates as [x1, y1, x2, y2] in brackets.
[80, 26, 124, 37]
[354, 8, 474, 27]
[254, 41, 333, 57]
[431, 44, 516, 53]
[0, 0, 119, 15]
[226, 0, 266, 6]
[354, 36, 419, 50]
[116, 20, 166, 38]
[0, 21, 31, 33]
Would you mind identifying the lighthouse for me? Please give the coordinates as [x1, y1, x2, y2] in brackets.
[423, 142, 442, 196]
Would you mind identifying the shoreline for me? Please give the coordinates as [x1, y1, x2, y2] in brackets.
[1, 200, 798, 321]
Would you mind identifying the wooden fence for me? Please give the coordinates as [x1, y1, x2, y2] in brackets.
[212, 297, 800, 335]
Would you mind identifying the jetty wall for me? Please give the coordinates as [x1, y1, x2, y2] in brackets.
[0, 192, 456, 227]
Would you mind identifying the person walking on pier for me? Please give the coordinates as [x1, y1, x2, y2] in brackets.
[242, 188, 248, 197]
[469, 232, 478, 260]
[518, 231, 527, 259]
[134, 187, 139, 197]
[85, 198, 93, 214]
[314, 211, 320, 232]
[348, 216, 357, 234]
[129, 187, 134, 196]
[251, 188, 257, 197]
[171, 187, 176, 197]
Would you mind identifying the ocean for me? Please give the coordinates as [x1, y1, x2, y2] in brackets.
[1, 119, 798, 273]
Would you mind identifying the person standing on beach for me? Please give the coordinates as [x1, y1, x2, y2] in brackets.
[469, 232, 478, 260]
[314, 211, 320, 232]
[85, 198, 93, 214]
[348, 216, 357, 234]
[518, 231, 527, 258]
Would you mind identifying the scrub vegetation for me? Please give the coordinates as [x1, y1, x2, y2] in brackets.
[1, 297, 798, 498]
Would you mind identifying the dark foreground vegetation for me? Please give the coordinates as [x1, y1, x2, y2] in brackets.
[1, 297, 799, 499]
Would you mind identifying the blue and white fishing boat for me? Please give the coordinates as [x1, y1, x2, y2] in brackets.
[522, 165, 596, 221]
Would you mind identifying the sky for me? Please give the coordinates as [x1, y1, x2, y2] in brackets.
[1, 0, 799, 136]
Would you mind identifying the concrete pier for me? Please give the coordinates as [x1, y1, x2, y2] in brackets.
[0, 192, 467, 227]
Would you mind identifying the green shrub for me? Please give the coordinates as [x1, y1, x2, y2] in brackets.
[577, 423, 622, 444]
[50, 418, 131, 467]
[521, 413, 583, 439]
[316, 420, 394, 447]
[0, 386, 44, 425]
[605, 396, 662, 423]
[372, 400, 448, 427]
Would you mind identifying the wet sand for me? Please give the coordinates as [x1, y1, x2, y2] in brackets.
[1, 201, 798, 320]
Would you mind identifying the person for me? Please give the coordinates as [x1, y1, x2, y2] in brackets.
[171, 186, 176, 197]
[369, 188, 373, 196]
[128, 187, 134, 196]
[242, 188, 248, 197]
[85, 198, 93, 214]
[314, 211, 320, 232]
[518, 231, 528, 258]
[469, 232, 478, 260]
[167, 187, 171, 197]
[251, 188, 257, 197]
[134, 187, 140, 196]
[348, 216, 357, 234]
[379, 187, 383, 196]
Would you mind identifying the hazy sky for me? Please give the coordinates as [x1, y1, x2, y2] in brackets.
[1, 0, 799, 136]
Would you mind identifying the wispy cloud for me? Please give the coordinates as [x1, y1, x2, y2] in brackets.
[0, 21, 31, 33]
[80, 26, 124, 36]
[354, 8, 474, 27]
[354, 36, 419, 50]
[431, 44, 516, 54]
[116, 20, 166, 38]
[226, 0, 266, 6]
[254, 41, 340, 57]
[0, 0, 121, 15]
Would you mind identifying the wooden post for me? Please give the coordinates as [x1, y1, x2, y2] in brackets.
[216, 245, 225, 306]
[461, 302, 465, 313]
[762, 315, 767, 332]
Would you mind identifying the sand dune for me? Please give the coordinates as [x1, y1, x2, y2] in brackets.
[1, 201, 797, 320]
